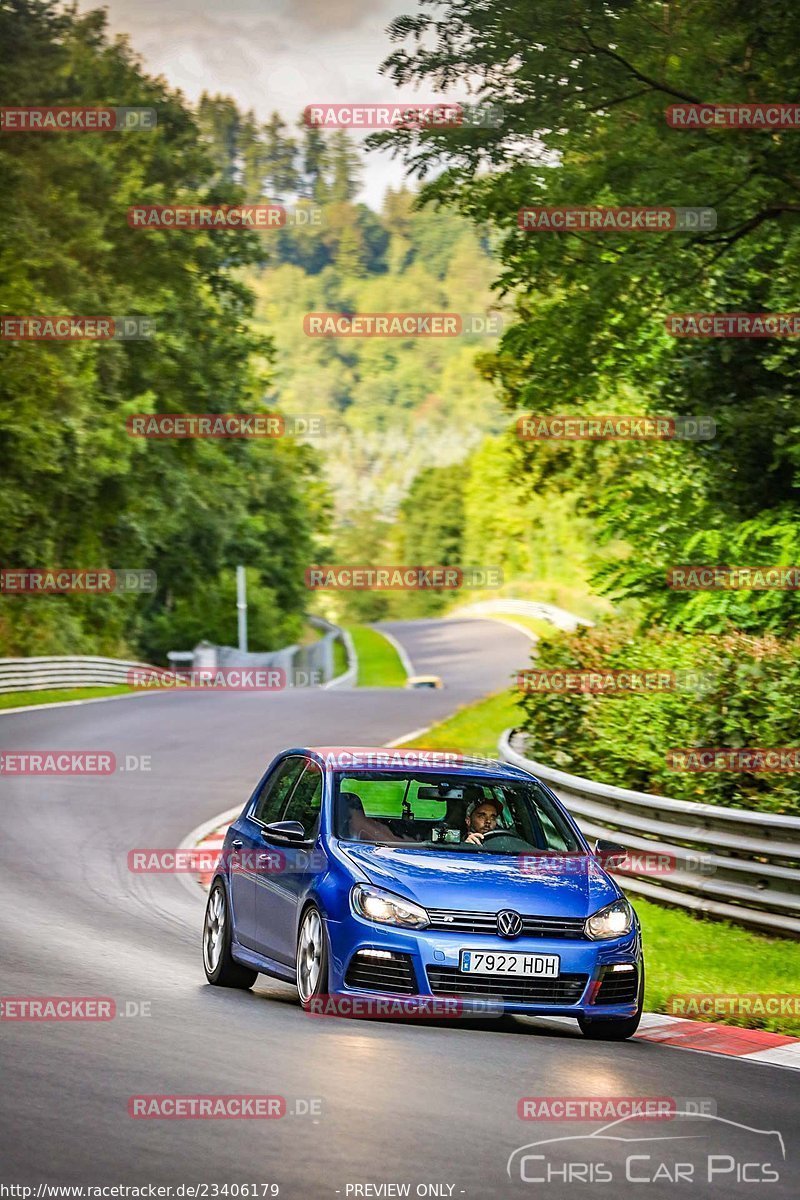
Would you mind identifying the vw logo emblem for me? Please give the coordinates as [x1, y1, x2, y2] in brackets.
[497, 909, 523, 939]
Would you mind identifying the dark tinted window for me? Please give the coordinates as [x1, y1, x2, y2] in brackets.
[251, 756, 306, 824]
[282, 761, 323, 839]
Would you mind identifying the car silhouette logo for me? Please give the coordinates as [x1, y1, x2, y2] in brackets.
[497, 909, 523, 938]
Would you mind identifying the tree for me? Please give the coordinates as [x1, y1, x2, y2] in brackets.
[370, 0, 800, 635]
[260, 112, 300, 198]
[391, 467, 465, 615]
[0, 0, 323, 658]
[197, 93, 241, 186]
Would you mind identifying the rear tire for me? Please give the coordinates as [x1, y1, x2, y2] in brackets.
[578, 963, 644, 1041]
[203, 879, 257, 989]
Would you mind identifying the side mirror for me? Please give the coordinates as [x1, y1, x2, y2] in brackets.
[262, 820, 306, 844]
[594, 838, 628, 869]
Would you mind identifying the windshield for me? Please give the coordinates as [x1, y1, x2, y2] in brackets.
[333, 772, 583, 854]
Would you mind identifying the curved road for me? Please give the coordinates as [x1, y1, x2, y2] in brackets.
[0, 619, 796, 1197]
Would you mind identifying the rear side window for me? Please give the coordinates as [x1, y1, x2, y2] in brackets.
[251, 756, 306, 824]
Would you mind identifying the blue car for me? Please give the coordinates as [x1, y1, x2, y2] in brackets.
[202, 746, 644, 1039]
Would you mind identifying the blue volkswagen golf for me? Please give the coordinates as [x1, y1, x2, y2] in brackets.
[202, 746, 644, 1039]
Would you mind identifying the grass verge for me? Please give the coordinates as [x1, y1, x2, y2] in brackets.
[332, 635, 349, 679]
[0, 685, 136, 711]
[401, 689, 523, 758]
[637, 898, 800, 1036]
[396, 687, 800, 1035]
[347, 625, 407, 687]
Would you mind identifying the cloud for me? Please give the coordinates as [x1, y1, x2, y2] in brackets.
[76, 0, 424, 205]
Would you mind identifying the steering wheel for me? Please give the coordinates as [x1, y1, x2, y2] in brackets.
[477, 829, 532, 852]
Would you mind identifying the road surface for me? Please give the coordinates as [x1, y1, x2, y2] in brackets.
[0, 619, 796, 1197]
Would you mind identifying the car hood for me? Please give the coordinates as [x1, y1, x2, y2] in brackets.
[340, 844, 621, 918]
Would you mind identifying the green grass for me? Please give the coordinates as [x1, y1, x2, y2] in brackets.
[636, 897, 800, 1036]
[332, 635, 349, 679]
[401, 688, 523, 757]
[347, 625, 407, 687]
[396, 687, 800, 1034]
[0, 684, 136, 710]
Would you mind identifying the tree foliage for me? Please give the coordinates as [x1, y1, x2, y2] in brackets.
[370, 0, 800, 636]
[0, 0, 323, 659]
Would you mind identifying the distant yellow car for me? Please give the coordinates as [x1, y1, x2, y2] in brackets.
[406, 674, 444, 690]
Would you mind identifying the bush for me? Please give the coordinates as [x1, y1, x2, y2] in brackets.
[518, 620, 800, 815]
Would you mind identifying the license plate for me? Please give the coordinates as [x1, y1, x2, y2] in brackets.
[459, 950, 560, 976]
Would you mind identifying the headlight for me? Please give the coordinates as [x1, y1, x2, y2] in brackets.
[351, 884, 429, 929]
[585, 898, 633, 940]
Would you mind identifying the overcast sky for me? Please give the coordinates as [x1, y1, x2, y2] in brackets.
[78, 0, 439, 206]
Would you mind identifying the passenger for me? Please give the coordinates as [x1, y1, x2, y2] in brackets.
[340, 792, 410, 843]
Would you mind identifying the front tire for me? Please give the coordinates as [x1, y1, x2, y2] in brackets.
[296, 904, 328, 1007]
[578, 963, 644, 1041]
[203, 879, 257, 989]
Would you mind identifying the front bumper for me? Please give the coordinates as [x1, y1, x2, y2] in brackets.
[326, 909, 642, 1019]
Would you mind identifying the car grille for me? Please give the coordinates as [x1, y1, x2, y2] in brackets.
[426, 909, 587, 939]
[593, 967, 639, 1006]
[344, 951, 418, 995]
[426, 966, 588, 1005]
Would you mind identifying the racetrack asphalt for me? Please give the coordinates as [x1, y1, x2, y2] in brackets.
[1, 618, 797, 1198]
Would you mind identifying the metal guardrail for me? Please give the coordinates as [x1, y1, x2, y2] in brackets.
[499, 728, 800, 937]
[449, 599, 592, 632]
[0, 619, 357, 696]
[0, 655, 157, 694]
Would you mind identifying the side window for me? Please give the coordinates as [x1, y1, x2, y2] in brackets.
[282, 761, 323, 840]
[251, 757, 306, 824]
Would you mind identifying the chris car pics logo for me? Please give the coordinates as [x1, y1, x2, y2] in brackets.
[507, 1113, 784, 1185]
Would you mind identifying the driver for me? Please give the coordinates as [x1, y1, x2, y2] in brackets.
[464, 796, 503, 845]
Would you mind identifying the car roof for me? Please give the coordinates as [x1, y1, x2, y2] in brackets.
[289, 746, 536, 783]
